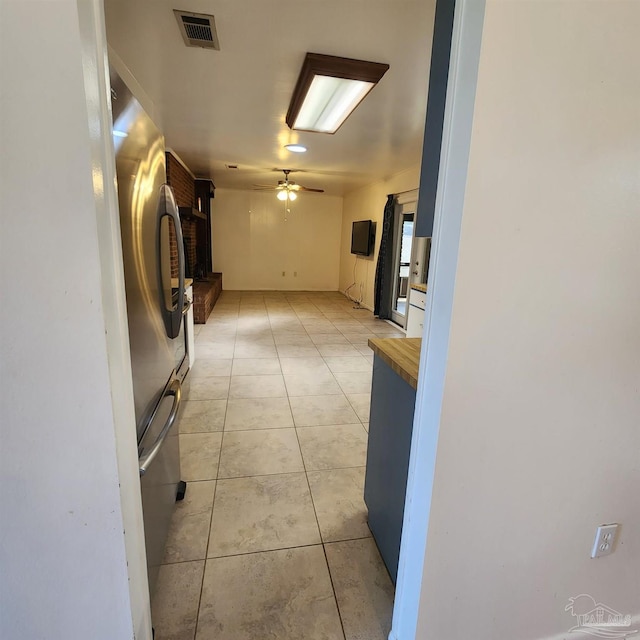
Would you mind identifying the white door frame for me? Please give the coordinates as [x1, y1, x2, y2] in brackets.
[389, 1, 486, 638]
[78, 1, 153, 637]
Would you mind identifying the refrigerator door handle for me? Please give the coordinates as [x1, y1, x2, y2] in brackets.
[157, 184, 185, 339]
[138, 377, 182, 476]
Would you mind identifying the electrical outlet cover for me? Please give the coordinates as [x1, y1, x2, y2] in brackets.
[591, 524, 619, 558]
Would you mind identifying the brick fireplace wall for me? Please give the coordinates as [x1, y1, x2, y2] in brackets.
[166, 152, 197, 278]
[166, 152, 194, 206]
[165, 151, 221, 323]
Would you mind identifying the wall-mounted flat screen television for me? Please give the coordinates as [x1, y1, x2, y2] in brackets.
[351, 220, 375, 256]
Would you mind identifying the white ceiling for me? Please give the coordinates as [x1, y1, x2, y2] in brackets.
[104, 0, 435, 195]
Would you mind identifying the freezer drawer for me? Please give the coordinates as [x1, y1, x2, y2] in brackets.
[138, 374, 186, 598]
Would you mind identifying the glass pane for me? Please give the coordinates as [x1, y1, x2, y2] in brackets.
[393, 215, 414, 316]
[400, 221, 413, 263]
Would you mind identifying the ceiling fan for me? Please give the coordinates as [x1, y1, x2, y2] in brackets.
[252, 169, 325, 201]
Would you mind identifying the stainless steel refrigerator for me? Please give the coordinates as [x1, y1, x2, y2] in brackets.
[110, 69, 190, 599]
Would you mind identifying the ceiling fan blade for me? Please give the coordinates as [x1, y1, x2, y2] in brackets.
[253, 175, 324, 194]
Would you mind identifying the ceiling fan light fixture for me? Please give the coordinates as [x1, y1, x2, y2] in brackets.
[253, 169, 325, 197]
[286, 53, 389, 134]
[284, 144, 307, 153]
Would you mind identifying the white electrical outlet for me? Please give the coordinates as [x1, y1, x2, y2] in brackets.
[591, 524, 619, 558]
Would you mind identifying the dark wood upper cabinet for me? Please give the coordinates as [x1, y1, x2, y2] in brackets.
[194, 179, 215, 274]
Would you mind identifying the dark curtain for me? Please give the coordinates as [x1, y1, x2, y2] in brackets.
[374, 194, 396, 318]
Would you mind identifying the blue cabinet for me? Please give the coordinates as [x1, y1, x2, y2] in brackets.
[364, 355, 417, 583]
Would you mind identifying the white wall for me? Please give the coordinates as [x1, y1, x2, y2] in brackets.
[212, 189, 343, 291]
[338, 165, 420, 309]
[0, 1, 149, 638]
[414, 2, 640, 638]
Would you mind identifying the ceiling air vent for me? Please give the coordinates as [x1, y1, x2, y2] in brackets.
[174, 10, 220, 50]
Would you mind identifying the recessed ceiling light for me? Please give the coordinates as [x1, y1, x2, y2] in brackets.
[284, 144, 307, 153]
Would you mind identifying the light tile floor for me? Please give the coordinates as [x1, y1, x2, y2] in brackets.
[152, 290, 404, 640]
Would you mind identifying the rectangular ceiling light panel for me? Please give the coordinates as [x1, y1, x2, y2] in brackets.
[286, 53, 389, 134]
[293, 76, 375, 133]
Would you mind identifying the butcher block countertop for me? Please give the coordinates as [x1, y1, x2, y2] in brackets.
[410, 283, 427, 293]
[368, 338, 421, 390]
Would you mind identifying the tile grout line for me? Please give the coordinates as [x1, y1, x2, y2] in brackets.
[192, 309, 231, 640]
[296, 307, 351, 640]
[216, 464, 367, 481]
[315, 310, 375, 419]
[160, 534, 375, 568]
